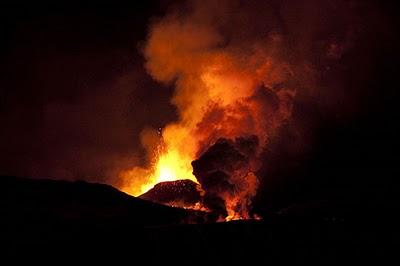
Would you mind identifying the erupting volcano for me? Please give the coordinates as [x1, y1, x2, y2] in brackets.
[1, 0, 396, 263]
[118, 0, 298, 220]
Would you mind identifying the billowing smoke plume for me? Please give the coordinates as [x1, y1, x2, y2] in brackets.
[121, 0, 370, 218]
[121, 0, 304, 217]
[192, 136, 260, 220]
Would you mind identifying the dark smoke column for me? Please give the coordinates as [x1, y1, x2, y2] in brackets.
[192, 136, 260, 220]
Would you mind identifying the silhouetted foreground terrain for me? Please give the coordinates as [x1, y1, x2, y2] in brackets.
[1, 176, 398, 264]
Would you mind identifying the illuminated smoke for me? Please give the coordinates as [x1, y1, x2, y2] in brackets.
[120, 0, 359, 219]
[120, 0, 297, 219]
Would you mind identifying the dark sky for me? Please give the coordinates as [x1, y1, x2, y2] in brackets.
[0, 1, 178, 182]
[0, 0, 399, 207]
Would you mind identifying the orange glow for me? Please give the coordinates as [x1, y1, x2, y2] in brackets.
[120, 137, 198, 196]
[224, 172, 259, 221]
[119, 50, 295, 217]
[152, 148, 197, 185]
[118, 1, 297, 220]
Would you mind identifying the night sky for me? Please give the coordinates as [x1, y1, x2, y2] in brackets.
[0, 1, 179, 183]
[1, 0, 399, 209]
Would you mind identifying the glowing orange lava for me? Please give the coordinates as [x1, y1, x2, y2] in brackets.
[143, 147, 197, 194]
[119, 134, 198, 197]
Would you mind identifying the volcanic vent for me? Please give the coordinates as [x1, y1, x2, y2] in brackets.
[138, 136, 261, 220]
[139, 179, 203, 209]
